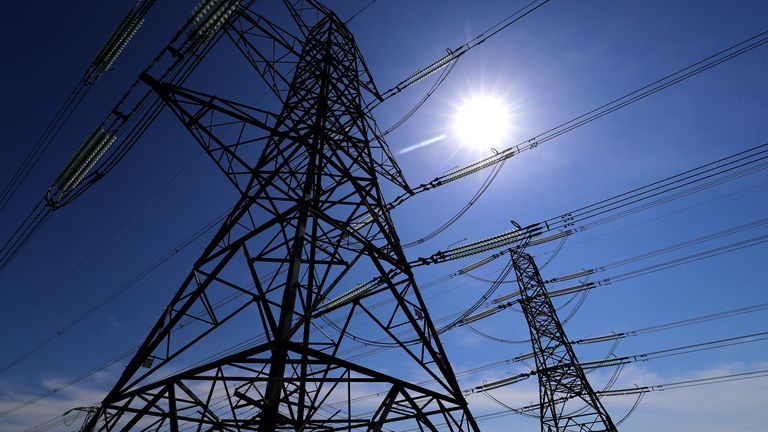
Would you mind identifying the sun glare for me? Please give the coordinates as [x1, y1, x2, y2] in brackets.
[453, 95, 511, 149]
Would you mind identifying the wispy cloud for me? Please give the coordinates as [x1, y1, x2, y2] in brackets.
[452, 361, 768, 431]
[2, 361, 765, 431]
[607, 362, 768, 432]
[0, 375, 110, 432]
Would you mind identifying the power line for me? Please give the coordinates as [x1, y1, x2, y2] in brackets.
[416, 139, 768, 267]
[545, 216, 768, 284]
[0, 0, 159, 216]
[386, 28, 768, 210]
[467, 329, 768, 394]
[0, 0, 233, 274]
[405, 367, 768, 429]
[481, 230, 768, 319]
[10, 294, 768, 424]
[7, 133, 760, 380]
[0, 209, 227, 377]
[344, 0, 377, 24]
[601, 367, 768, 396]
[6, 3, 766, 430]
[0, 152, 204, 336]
[374, 0, 552, 103]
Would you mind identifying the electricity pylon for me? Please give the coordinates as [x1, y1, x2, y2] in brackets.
[510, 249, 617, 432]
[83, 4, 477, 431]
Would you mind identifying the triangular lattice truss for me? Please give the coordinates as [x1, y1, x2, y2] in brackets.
[511, 249, 617, 432]
[84, 2, 477, 431]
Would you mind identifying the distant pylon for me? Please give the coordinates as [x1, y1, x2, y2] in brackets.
[511, 248, 618, 432]
[83, 6, 477, 432]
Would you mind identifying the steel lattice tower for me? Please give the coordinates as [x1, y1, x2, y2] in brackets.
[83, 5, 478, 432]
[510, 249, 617, 432]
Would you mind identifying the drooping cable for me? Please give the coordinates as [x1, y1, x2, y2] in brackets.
[0, 0, 159, 216]
[326, 216, 768, 348]
[0, 152, 204, 336]
[386, 29, 768, 212]
[344, 0, 377, 25]
[373, 0, 552, 104]
[466, 329, 768, 395]
[0, 209, 228, 377]
[0, 84, 90, 215]
[381, 60, 458, 137]
[414, 140, 768, 267]
[8, 291, 768, 421]
[0, 1, 237, 274]
[484, 229, 768, 318]
[546, 215, 768, 284]
[0, 200, 52, 272]
[615, 391, 645, 425]
[402, 158, 506, 248]
[413, 368, 768, 430]
[7, 116, 768, 420]
[546, 231, 768, 299]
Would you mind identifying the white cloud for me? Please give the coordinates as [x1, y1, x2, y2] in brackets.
[2, 361, 766, 431]
[0, 377, 108, 432]
[610, 362, 768, 432]
[455, 361, 768, 431]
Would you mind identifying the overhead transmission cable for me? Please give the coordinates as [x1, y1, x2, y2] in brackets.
[417, 139, 768, 268]
[0, 0, 158, 216]
[344, 0, 378, 24]
[0, 0, 245, 273]
[6, 133, 763, 379]
[378, 211, 768, 343]
[340, 28, 768, 251]
[473, 367, 768, 422]
[471, 175, 768, 287]
[0, 151, 205, 336]
[371, 0, 552, 138]
[61, 138, 756, 354]
[6, 8, 768, 424]
[545, 216, 768, 284]
[338, 332, 768, 427]
[537, 143, 768, 235]
[371, 0, 552, 106]
[402, 159, 506, 248]
[324, 213, 768, 349]
[467, 329, 768, 394]
[10, 295, 768, 423]
[381, 61, 458, 136]
[384, 28, 768, 223]
[0, 0, 481, 277]
[23, 412, 87, 432]
[4, 6, 763, 277]
[474, 228, 768, 323]
[401, 367, 768, 431]
[0, 209, 228, 377]
[0, 175, 756, 384]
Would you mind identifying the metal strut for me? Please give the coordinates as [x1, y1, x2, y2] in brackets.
[82, 4, 476, 431]
[510, 248, 618, 432]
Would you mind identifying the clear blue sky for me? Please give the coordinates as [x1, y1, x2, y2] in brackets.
[1, 1, 767, 431]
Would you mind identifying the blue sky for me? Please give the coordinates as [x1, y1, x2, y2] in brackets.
[1, 0, 767, 430]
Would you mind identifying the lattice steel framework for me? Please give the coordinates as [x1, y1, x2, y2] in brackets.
[510, 249, 617, 432]
[83, 3, 477, 431]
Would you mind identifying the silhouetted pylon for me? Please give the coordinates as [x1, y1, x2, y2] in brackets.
[83, 7, 478, 432]
[511, 249, 618, 432]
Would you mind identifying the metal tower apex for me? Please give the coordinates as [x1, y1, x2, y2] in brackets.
[83, 1, 474, 430]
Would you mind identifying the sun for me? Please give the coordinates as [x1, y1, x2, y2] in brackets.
[453, 94, 511, 150]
